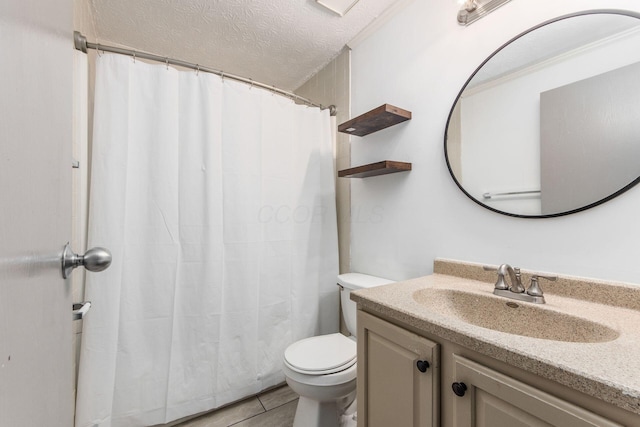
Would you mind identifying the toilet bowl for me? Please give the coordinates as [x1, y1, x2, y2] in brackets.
[282, 273, 394, 427]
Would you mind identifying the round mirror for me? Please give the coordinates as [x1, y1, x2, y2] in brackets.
[445, 10, 640, 218]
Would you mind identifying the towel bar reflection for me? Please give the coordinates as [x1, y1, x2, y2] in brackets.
[482, 190, 541, 199]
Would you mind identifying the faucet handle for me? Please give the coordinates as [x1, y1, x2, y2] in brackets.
[484, 264, 524, 291]
[510, 267, 525, 293]
[483, 265, 509, 290]
[527, 274, 557, 297]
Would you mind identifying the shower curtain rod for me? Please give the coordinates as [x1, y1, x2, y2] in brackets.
[74, 31, 337, 116]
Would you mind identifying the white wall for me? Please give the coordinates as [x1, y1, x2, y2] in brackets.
[349, 0, 640, 284]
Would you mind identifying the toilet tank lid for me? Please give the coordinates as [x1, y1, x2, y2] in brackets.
[337, 273, 394, 290]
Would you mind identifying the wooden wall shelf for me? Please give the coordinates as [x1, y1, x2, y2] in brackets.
[338, 104, 411, 137]
[338, 161, 412, 178]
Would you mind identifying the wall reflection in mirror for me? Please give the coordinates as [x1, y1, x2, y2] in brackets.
[445, 10, 640, 218]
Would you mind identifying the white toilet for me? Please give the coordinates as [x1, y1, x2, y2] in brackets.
[282, 273, 394, 427]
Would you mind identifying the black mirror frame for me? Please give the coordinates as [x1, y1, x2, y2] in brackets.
[444, 9, 640, 219]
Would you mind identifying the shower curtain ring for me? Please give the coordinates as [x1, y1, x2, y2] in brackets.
[96, 44, 102, 57]
[166, 57, 169, 70]
[196, 64, 200, 75]
[132, 51, 136, 63]
[249, 79, 253, 90]
[221, 72, 225, 83]
[271, 85, 276, 96]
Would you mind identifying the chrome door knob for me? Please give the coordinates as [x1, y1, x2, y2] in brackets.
[61, 243, 112, 279]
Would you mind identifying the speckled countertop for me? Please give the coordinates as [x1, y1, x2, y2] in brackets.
[350, 258, 640, 415]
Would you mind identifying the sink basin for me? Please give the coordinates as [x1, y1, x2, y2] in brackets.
[412, 289, 619, 343]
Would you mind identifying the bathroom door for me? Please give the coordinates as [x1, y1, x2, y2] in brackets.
[0, 0, 74, 425]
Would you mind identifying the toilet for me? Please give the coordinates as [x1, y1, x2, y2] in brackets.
[282, 273, 394, 427]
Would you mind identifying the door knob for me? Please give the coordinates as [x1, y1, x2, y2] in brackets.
[61, 243, 112, 279]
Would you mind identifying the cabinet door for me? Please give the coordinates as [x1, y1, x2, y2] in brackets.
[451, 355, 622, 427]
[357, 311, 439, 427]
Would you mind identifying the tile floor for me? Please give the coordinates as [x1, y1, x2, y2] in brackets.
[175, 385, 298, 427]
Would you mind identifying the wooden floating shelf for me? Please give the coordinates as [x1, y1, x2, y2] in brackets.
[338, 104, 412, 137]
[338, 161, 412, 178]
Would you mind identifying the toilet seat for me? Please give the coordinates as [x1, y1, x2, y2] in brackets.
[284, 333, 356, 375]
[283, 360, 357, 387]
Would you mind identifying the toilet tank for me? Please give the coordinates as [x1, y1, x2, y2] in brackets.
[338, 273, 394, 337]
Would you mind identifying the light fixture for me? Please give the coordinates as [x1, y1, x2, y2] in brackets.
[316, 0, 360, 17]
[457, 0, 512, 26]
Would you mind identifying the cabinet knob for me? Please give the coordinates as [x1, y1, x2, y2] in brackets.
[416, 360, 430, 373]
[452, 382, 467, 397]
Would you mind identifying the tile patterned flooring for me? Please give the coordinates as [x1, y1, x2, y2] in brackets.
[175, 385, 298, 427]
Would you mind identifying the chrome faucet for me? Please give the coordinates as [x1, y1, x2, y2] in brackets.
[495, 264, 524, 293]
[483, 264, 557, 304]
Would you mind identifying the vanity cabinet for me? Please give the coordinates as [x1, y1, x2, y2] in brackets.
[451, 355, 620, 427]
[357, 311, 439, 427]
[357, 309, 632, 427]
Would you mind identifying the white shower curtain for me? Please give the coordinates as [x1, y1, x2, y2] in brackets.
[75, 54, 338, 427]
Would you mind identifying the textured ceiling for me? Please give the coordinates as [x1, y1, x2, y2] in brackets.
[88, 0, 399, 91]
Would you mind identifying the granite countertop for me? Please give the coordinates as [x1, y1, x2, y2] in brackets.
[350, 259, 640, 415]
